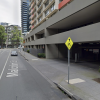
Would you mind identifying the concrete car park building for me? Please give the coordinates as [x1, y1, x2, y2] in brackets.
[24, 0, 100, 62]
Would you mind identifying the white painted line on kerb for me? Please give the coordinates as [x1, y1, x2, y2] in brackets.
[0, 50, 11, 80]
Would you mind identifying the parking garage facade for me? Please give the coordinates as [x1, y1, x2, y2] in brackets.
[24, 0, 100, 62]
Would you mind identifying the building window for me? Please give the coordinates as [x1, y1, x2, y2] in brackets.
[38, 2, 42, 8]
[38, 9, 41, 15]
[38, 17, 41, 22]
[51, 3, 55, 12]
[45, 9, 49, 16]
[45, 0, 49, 7]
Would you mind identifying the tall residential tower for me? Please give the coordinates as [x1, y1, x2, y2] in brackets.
[21, 0, 30, 33]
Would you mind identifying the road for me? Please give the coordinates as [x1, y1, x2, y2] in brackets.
[0, 49, 71, 100]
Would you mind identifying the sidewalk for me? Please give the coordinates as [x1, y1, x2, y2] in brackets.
[19, 50, 100, 100]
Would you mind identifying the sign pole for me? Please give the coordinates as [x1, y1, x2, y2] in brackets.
[65, 37, 73, 84]
[68, 49, 70, 84]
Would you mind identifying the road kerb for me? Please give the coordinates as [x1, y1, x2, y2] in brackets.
[54, 83, 83, 100]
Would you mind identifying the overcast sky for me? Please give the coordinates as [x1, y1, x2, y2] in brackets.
[0, 0, 21, 26]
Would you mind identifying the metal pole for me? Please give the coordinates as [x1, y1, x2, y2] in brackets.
[68, 49, 70, 84]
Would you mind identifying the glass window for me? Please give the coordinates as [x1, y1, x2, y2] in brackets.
[38, 1, 42, 8]
[51, 3, 55, 12]
[45, 9, 49, 16]
[45, 0, 49, 7]
[23, 22, 27, 23]
[38, 17, 41, 22]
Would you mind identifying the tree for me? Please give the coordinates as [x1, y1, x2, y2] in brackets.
[0, 25, 7, 47]
[11, 26, 23, 47]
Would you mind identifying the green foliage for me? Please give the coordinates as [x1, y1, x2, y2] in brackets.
[11, 26, 23, 46]
[27, 50, 30, 53]
[0, 25, 7, 46]
[38, 53, 45, 58]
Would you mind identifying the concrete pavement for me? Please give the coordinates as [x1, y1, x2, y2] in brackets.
[20, 50, 100, 100]
[0, 49, 70, 100]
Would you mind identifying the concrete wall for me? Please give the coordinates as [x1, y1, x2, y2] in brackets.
[45, 22, 100, 44]
[45, 44, 68, 59]
[46, 44, 59, 59]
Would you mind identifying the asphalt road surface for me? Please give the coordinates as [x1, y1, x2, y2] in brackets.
[0, 49, 71, 100]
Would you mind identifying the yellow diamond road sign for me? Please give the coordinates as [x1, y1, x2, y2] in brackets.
[65, 37, 73, 50]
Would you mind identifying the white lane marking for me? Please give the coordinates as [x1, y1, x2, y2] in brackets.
[6, 62, 18, 78]
[66, 78, 85, 84]
[0, 50, 11, 80]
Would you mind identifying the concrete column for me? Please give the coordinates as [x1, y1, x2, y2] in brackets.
[55, 0, 59, 9]
[45, 44, 59, 59]
[43, 4, 45, 19]
[34, 45, 37, 49]
[34, 34, 37, 40]
[30, 37, 32, 41]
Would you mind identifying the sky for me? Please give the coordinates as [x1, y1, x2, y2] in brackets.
[0, 0, 21, 27]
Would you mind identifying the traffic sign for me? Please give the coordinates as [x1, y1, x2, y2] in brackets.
[65, 37, 73, 50]
[65, 37, 73, 84]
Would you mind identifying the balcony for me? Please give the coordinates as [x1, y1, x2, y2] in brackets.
[37, 0, 42, 6]
[29, 25, 32, 29]
[31, 20, 34, 24]
[29, 16, 31, 19]
[30, 0, 34, 6]
[59, 0, 71, 9]
[29, 20, 32, 24]
[31, 2, 34, 8]
[31, 8, 34, 14]
[43, 0, 47, 4]
[31, 25, 34, 30]
[31, 14, 34, 19]
[32, 12, 36, 19]
[37, 4, 43, 13]
[29, 6, 31, 11]
[43, 0, 55, 12]
[32, 6, 36, 13]
[31, 0, 36, 9]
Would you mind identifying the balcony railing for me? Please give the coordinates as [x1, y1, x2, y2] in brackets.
[31, 25, 34, 30]
[31, 14, 34, 19]
[31, 8, 34, 14]
[31, 20, 34, 24]
[31, 2, 34, 8]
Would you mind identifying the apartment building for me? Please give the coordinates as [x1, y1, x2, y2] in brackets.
[5, 25, 21, 48]
[21, 0, 31, 33]
[24, 0, 100, 62]
[29, 0, 60, 30]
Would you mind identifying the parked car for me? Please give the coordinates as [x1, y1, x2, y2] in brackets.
[11, 51, 18, 56]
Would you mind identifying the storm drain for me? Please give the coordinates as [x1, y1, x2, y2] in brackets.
[93, 78, 100, 83]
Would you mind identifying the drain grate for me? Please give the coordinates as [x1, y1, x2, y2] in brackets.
[93, 78, 100, 83]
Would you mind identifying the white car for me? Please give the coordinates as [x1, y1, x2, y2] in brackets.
[11, 51, 18, 56]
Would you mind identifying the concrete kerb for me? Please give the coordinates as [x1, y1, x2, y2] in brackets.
[54, 83, 83, 100]
[18, 51, 28, 61]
